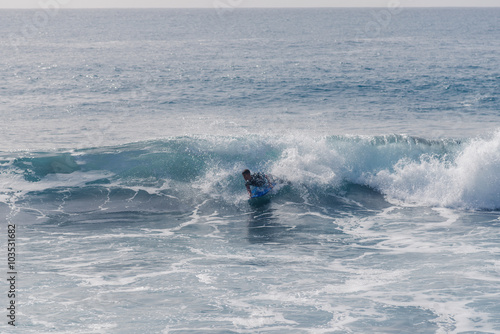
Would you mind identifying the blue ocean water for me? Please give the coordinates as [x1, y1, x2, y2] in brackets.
[1, 7, 500, 333]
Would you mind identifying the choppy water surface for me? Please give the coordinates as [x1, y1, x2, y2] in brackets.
[1, 8, 500, 333]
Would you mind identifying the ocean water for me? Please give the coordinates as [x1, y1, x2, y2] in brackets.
[1, 7, 500, 333]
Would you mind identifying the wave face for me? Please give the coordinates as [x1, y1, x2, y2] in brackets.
[3, 131, 500, 211]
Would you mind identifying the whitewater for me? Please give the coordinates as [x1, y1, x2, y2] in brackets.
[1, 8, 500, 334]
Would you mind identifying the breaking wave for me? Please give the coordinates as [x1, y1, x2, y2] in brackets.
[2, 131, 500, 211]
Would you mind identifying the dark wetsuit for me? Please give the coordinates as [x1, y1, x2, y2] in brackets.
[245, 172, 268, 188]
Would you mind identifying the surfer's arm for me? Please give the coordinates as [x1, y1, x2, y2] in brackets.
[265, 175, 274, 188]
[246, 184, 252, 196]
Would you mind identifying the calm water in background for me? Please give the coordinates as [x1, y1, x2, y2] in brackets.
[1, 8, 500, 333]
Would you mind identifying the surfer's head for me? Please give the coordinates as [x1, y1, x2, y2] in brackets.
[242, 169, 251, 181]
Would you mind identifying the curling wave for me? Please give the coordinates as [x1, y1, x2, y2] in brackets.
[1, 131, 500, 210]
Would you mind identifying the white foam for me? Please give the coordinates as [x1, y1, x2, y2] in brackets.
[196, 273, 215, 285]
[367, 130, 500, 209]
[270, 136, 343, 187]
[230, 310, 297, 328]
[0, 169, 113, 195]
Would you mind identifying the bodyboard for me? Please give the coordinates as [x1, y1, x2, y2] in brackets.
[250, 183, 275, 199]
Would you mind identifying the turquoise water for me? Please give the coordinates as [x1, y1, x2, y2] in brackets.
[1, 8, 500, 333]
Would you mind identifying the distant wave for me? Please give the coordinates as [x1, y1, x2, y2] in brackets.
[2, 131, 500, 210]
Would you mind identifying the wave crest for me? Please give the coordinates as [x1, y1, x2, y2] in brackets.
[2, 132, 500, 210]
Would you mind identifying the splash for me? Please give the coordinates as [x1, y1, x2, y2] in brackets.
[367, 131, 500, 209]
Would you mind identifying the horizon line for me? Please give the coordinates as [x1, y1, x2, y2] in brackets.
[1, 5, 499, 9]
